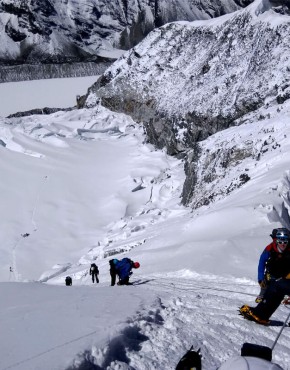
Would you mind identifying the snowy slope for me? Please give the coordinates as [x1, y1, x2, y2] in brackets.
[1, 275, 289, 370]
[1, 1, 290, 367]
[1, 92, 290, 368]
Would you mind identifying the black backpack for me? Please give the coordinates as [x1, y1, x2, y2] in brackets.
[65, 276, 72, 286]
[266, 249, 290, 278]
[91, 263, 99, 273]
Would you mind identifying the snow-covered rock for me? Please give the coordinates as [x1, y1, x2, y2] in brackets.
[82, 0, 290, 205]
[0, 0, 252, 69]
[85, 0, 290, 150]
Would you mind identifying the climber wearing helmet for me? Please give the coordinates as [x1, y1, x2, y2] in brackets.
[240, 227, 290, 325]
[255, 228, 290, 303]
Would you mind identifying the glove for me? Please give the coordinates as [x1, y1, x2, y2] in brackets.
[258, 279, 267, 289]
[285, 273, 290, 279]
[282, 296, 290, 304]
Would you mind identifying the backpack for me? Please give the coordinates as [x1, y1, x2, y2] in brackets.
[91, 263, 98, 273]
[119, 258, 132, 265]
[65, 276, 72, 286]
[266, 249, 290, 278]
[115, 258, 133, 279]
[109, 259, 119, 266]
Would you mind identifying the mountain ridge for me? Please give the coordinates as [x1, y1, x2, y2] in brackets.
[81, 0, 290, 205]
[0, 0, 254, 81]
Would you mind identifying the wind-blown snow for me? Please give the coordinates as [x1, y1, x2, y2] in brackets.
[1, 74, 290, 369]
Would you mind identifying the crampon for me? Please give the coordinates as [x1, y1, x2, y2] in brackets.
[239, 305, 270, 326]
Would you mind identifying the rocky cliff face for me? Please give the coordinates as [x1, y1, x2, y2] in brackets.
[83, 0, 290, 206]
[0, 0, 253, 66]
[83, 0, 290, 151]
[180, 107, 283, 208]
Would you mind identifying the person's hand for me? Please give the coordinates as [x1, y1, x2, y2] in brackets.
[259, 279, 267, 288]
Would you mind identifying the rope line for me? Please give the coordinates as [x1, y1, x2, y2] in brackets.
[2, 277, 288, 369]
[146, 278, 258, 298]
[1, 329, 99, 370]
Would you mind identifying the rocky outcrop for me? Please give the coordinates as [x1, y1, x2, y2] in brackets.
[0, 61, 112, 83]
[7, 107, 74, 118]
[82, 0, 290, 205]
[180, 109, 286, 207]
[83, 0, 290, 153]
[181, 141, 252, 207]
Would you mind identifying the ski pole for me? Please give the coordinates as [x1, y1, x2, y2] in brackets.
[271, 307, 290, 351]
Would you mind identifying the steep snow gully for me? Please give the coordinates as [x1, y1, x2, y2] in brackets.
[1, 102, 290, 369]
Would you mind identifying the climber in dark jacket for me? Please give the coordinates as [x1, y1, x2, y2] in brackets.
[109, 259, 118, 286]
[89, 263, 99, 283]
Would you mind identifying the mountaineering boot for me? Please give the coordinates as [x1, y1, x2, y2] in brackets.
[239, 305, 270, 325]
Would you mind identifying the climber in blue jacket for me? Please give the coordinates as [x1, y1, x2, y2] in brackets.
[109, 257, 140, 286]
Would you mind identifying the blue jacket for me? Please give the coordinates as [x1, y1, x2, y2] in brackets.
[115, 258, 134, 280]
[257, 241, 280, 281]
